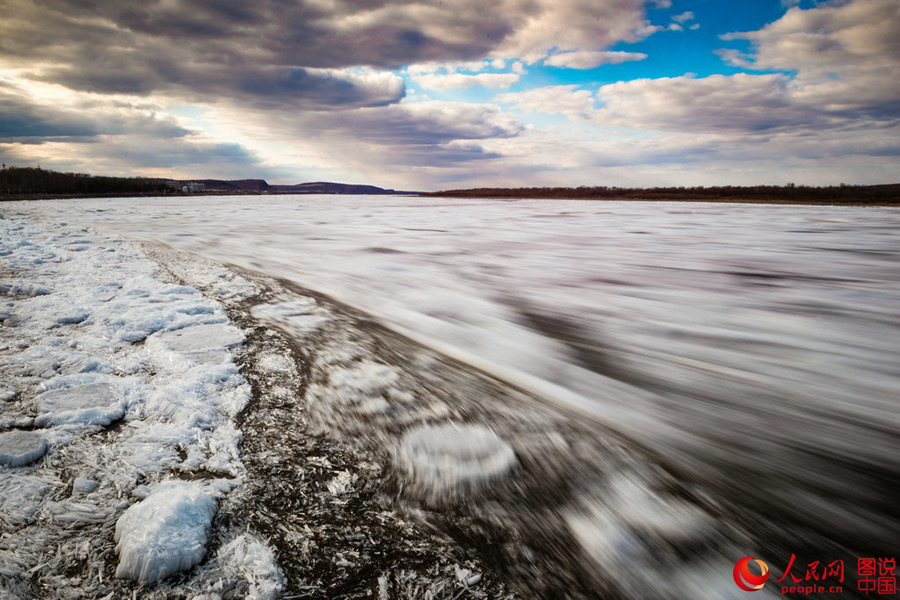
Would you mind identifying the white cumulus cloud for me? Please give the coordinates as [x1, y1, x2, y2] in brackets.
[412, 72, 520, 90]
[544, 50, 648, 69]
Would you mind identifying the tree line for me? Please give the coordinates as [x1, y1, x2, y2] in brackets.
[423, 184, 900, 204]
[0, 166, 166, 197]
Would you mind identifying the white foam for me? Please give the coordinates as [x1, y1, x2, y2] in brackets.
[114, 481, 218, 584]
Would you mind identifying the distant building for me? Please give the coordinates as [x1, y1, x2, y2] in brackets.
[181, 182, 206, 193]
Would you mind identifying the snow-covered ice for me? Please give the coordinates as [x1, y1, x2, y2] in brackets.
[114, 480, 218, 583]
[0, 214, 283, 597]
[150, 322, 244, 354]
[33, 382, 125, 427]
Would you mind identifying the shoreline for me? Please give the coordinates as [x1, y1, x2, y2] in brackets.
[2, 191, 898, 205]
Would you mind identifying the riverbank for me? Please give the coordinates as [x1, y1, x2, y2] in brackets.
[422, 183, 900, 205]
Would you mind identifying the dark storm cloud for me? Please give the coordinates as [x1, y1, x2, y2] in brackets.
[0, 93, 98, 139]
[278, 101, 523, 170]
[230, 68, 404, 110]
[312, 102, 523, 145]
[0, 131, 269, 178]
[1, 0, 650, 102]
[0, 82, 190, 141]
[105, 139, 260, 168]
[2, 0, 407, 106]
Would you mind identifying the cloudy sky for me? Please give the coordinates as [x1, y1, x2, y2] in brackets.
[1, 0, 898, 189]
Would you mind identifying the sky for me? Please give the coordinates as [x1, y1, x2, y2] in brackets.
[1, 0, 898, 190]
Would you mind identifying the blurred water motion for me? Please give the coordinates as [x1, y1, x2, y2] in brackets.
[32, 196, 900, 592]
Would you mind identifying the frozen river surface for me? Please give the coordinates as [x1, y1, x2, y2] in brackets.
[17, 195, 900, 562]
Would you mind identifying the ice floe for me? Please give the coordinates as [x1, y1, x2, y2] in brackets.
[250, 298, 328, 337]
[561, 473, 768, 599]
[150, 322, 244, 354]
[33, 382, 125, 428]
[0, 430, 48, 467]
[114, 481, 217, 583]
[395, 422, 517, 502]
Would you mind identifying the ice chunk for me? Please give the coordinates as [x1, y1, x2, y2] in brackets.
[49, 499, 108, 524]
[72, 477, 98, 494]
[55, 308, 90, 324]
[567, 475, 717, 556]
[150, 323, 244, 354]
[250, 299, 327, 335]
[0, 475, 53, 525]
[0, 430, 48, 467]
[114, 481, 218, 583]
[146, 322, 245, 366]
[564, 474, 722, 597]
[0, 282, 51, 297]
[326, 470, 357, 495]
[256, 353, 295, 374]
[330, 361, 399, 396]
[33, 382, 125, 427]
[216, 534, 285, 600]
[395, 422, 517, 502]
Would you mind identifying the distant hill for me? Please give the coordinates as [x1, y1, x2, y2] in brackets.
[157, 179, 414, 195]
[1, 166, 165, 196]
[268, 182, 407, 195]
[423, 184, 900, 204]
[152, 179, 269, 193]
[1, 167, 414, 198]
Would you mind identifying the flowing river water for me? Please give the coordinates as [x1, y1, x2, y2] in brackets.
[11, 195, 900, 597]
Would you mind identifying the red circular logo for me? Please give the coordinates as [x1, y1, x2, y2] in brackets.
[734, 556, 770, 592]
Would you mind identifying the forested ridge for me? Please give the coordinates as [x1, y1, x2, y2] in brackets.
[0, 166, 165, 197]
[424, 184, 900, 204]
